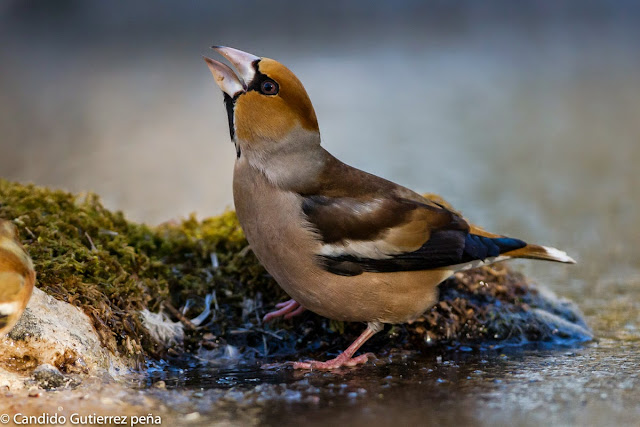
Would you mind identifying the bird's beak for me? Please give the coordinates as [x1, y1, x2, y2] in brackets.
[203, 46, 260, 97]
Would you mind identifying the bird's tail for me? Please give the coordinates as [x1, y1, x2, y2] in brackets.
[467, 225, 576, 264]
[502, 244, 576, 264]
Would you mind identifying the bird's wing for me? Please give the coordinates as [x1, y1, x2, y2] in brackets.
[301, 187, 524, 276]
[295, 155, 527, 276]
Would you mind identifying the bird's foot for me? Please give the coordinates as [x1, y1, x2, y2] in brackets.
[292, 352, 375, 370]
[262, 299, 305, 323]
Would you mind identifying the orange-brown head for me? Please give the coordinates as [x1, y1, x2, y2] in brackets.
[204, 47, 320, 159]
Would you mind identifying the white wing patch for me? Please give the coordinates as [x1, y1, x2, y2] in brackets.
[318, 238, 401, 260]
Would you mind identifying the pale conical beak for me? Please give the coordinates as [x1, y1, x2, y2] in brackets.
[203, 56, 245, 97]
[203, 46, 261, 97]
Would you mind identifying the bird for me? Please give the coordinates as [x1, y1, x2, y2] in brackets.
[203, 46, 575, 370]
[0, 219, 36, 338]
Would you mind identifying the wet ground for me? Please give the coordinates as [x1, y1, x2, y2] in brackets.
[130, 289, 639, 427]
[3, 328, 638, 426]
[1, 3, 640, 426]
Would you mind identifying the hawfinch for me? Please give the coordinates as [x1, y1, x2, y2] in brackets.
[204, 47, 575, 370]
[0, 219, 36, 337]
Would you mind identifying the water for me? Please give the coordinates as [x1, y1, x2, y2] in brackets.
[1, 3, 639, 425]
[138, 337, 640, 426]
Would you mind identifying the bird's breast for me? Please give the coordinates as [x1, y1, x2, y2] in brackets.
[232, 159, 326, 306]
[231, 160, 449, 324]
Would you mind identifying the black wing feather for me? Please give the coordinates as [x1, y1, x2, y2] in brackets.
[319, 232, 526, 277]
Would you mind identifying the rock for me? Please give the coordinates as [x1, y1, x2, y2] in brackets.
[27, 387, 41, 397]
[530, 308, 593, 341]
[32, 364, 65, 389]
[152, 380, 166, 389]
[0, 287, 133, 390]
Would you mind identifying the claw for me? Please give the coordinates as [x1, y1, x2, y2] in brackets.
[263, 299, 306, 323]
[292, 352, 375, 370]
[284, 304, 306, 319]
[292, 322, 383, 370]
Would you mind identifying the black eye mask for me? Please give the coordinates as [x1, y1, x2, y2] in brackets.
[223, 60, 280, 157]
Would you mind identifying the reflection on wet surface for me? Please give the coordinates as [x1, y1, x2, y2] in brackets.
[138, 333, 640, 426]
[138, 285, 640, 426]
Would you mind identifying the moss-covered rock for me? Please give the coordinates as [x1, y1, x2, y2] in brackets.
[0, 179, 591, 367]
[0, 179, 278, 362]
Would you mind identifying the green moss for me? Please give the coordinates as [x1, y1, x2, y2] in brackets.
[0, 179, 284, 362]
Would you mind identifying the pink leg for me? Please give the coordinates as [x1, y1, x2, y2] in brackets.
[263, 299, 306, 323]
[293, 322, 383, 370]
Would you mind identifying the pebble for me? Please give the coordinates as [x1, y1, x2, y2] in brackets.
[281, 389, 302, 402]
[33, 364, 66, 390]
[184, 412, 200, 422]
[28, 387, 42, 397]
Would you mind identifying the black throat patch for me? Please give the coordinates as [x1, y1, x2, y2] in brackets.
[222, 93, 235, 140]
[223, 59, 263, 159]
[223, 93, 241, 158]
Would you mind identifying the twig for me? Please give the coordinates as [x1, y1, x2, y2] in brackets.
[212, 290, 219, 311]
[210, 253, 219, 270]
[163, 301, 197, 330]
[24, 227, 36, 239]
[263, 335, 268, 357]
[84, 232, 97, 252]
[254, 327, 284, 340]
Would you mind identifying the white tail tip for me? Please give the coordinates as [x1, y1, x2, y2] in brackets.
[542, 246, 576, 264]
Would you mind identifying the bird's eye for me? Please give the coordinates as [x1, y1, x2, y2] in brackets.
[260, 80, 279, 95]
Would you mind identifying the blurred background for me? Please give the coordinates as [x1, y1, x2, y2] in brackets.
[2, 2, 640, 423]
[1, 1, 639, 294]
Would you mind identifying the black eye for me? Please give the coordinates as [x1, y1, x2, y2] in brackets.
[260, 80, 279, 95]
